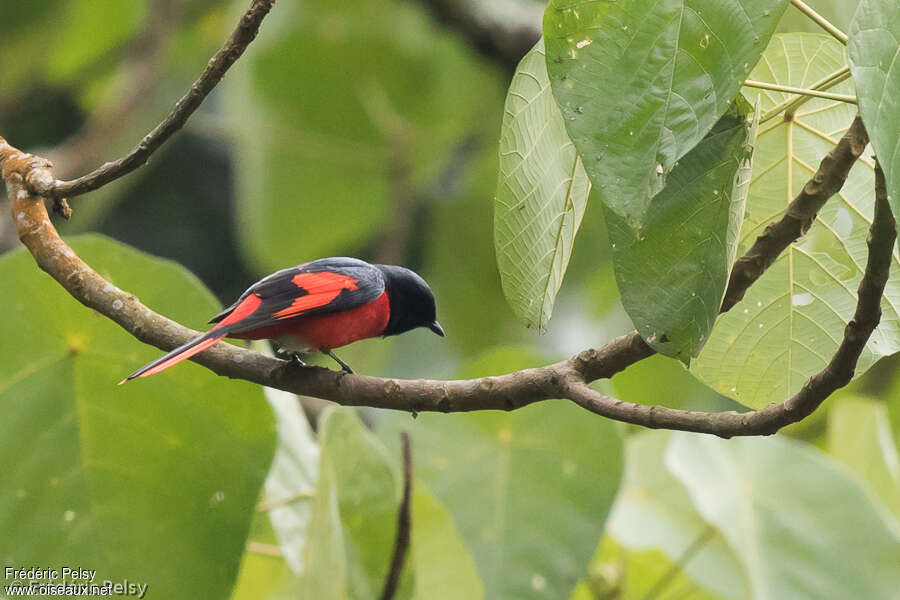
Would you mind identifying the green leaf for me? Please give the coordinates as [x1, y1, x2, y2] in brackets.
[829, 397, 900, 524]
[48, 0, 148, 84]
[0, 235, 275, 599]
[494, 39, 591, 330]
[608, 432, 749, 599]
[227, 0, 503, 272]
[543, 0, 786, 228]
[571, 537, 725, 600]
[379, 346, 624, 600]
[610, 354, 743, 413]
[231, 509, 303, 600]
[667, 432, 900, 598]
[693, 33, 900, 409]
[848, 0, 900, 218]
[410, 487, 485, 600]
[300, 407, 411, 600]
[608, 99, 758, 361]
[259, 386, 320, 574]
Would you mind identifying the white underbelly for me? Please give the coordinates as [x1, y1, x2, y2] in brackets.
[274, 336, 312, 353]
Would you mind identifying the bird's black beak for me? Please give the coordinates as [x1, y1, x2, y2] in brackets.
[427, 320, 445, 337]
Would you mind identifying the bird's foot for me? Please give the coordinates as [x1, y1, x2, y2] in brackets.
[273, 342, 308, 368]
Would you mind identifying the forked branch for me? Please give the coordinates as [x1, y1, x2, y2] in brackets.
[0, 0, 890, 438]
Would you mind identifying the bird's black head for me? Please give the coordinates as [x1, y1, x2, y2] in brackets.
[377, 264, 444, 338]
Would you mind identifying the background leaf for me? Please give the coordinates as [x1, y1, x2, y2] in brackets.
[379, 346, 624, 600]
[258, 386, 319, 575]
[543, 0, 786, 228]
[494, 39, 591, 330]
[228, 0, 503, 272]
[570, 538, 724, 600]
[693, 33, 900, 408]
[666, 432, 900, 599]
[0, 235, 275, 599]
[828, 397, 900, 523]
[607, 99, 757, 361]
[300, 407, 411, 600]
[607, 432, 749, 599]
[848, 0, 900, 218]
[409, 487, 485, 600]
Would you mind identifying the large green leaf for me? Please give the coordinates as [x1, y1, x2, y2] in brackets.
[299, 407, 482, 600]
[227, 0, 503, 272]
[300, 407, 411, 600]
[379, 346, 624, 600]
[258, 386, 319, 574]
[829, 397, 900, 524]
[608, 432, 749, 599]
[608, 99, 758, 361]
[494, 39, 591, 330]
[409, 487, 485, 600]
[543, 0, 786, 228]
[0, 235, 275, 599]
[849, 0, 900, 218]
[693, 33, 900, 409]
[666, 432, 900, 598]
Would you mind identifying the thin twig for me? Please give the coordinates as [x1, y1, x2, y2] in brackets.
[379, 432, 413, 600]
[47, 0, 179, 181]
[255, 490, 316, 512]
[246, 541, 283, 557]
[743, 79, 856, 104]
[37, 0, 276, 200]
[789, 0, 849, 44]
[641, 525, 717, 600]
[759, 65, 851, 124]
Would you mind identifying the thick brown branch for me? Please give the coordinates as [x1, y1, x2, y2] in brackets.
[722, 114, 869, 311]
[568, 164, 895, 436]
[571, 116, 873, 382]
[33, 0, 276, 200]
[379, 432, 413, 600]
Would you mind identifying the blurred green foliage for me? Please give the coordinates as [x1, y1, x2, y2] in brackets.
[1, 1, 900, 599]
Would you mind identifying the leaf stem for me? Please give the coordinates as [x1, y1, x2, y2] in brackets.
[759, 65, 851, 124]
[790, 0, 849, 44]
[744, 79, 857, 104]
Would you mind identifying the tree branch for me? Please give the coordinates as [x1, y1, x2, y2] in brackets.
[722, 114, 869, 311]
[568, 162, 895, 436]
[0, 0, 886, 437]
[379, 432, 413, 600]
[28, 0, 276, 200]
[0, 115, 881, 437]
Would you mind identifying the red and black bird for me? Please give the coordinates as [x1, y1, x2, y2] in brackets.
[121, 257, 443, 382]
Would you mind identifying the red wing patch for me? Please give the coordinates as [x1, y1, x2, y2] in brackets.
[215, 293, 262, 328]
[273, 271, 360, 319]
